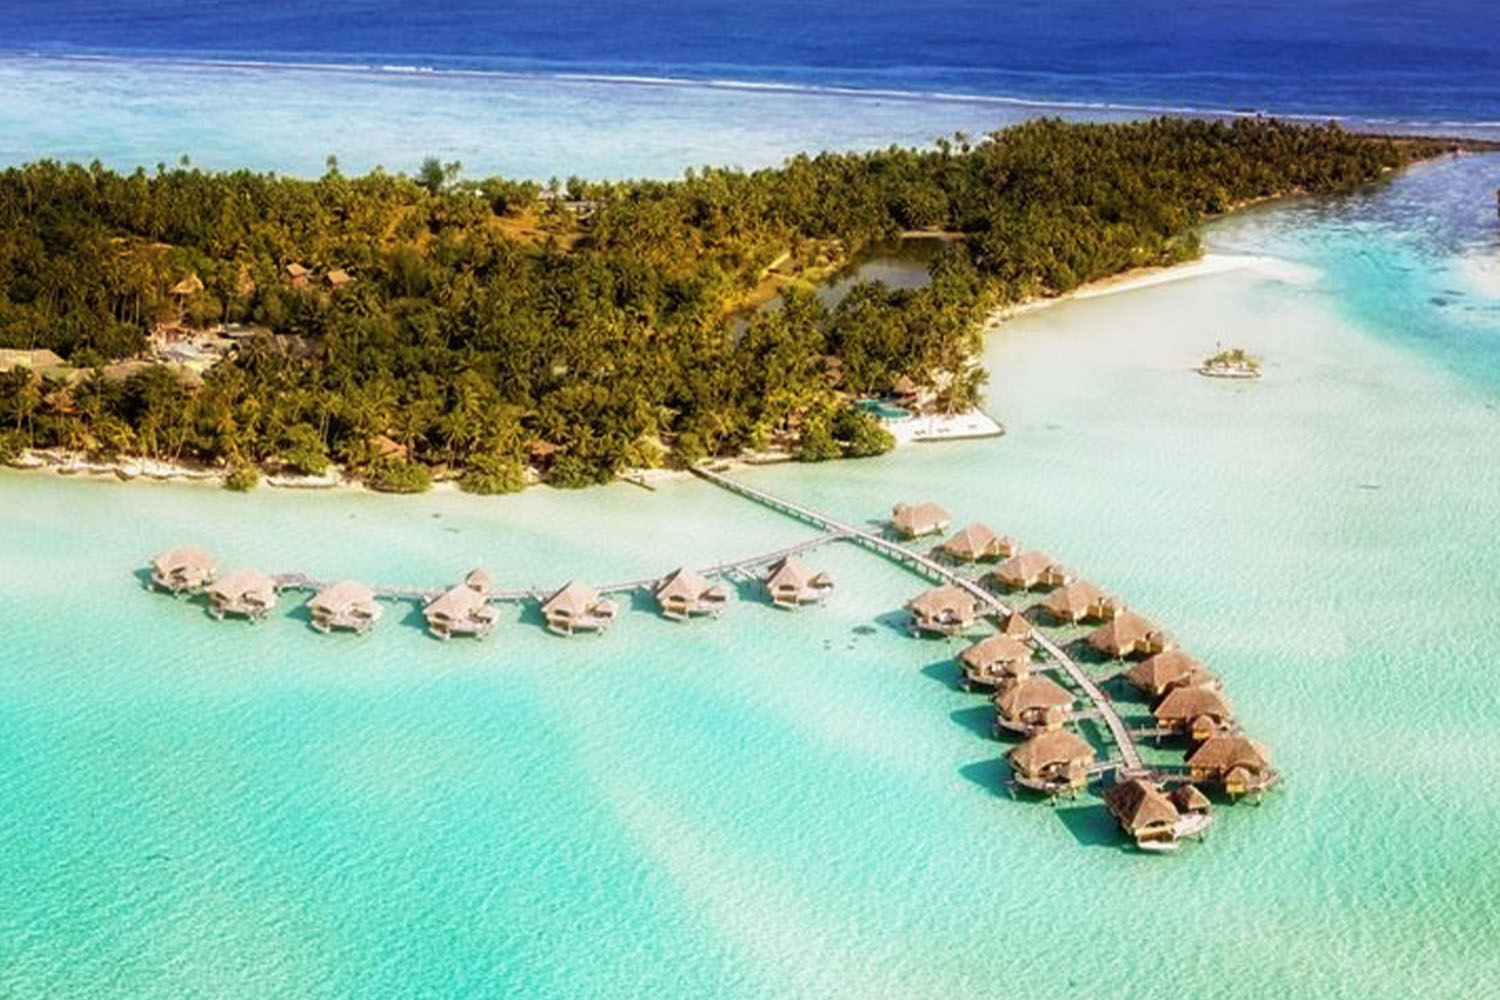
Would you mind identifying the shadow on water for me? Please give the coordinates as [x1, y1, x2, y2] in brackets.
[513, 599, 546, 629]
[874, 609, 915, 637]
[957, 757, 1011, 798]
[919, 657, 961, 689]
[1054, 803, 1127, 849]
[626, 588, 660, 615]
[130, 567, 154, 590]
[949, 703, 996, 740]
[393, 599, 431, 635]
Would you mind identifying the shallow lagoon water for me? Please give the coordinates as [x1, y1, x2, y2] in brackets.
[3, 163, 1500, 1000]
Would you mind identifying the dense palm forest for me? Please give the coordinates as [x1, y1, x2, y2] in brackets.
[0, 118, 1446, 490]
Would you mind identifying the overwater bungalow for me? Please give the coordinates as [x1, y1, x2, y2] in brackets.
[1153, 686, 1235, 741]
[906, 584, 983, 636]
[1008, 728, 1095, 795]
[541, 581, 620, 636]
[1086, 611, 1171, 659]
[890, 501, 952, 539]
[1040, 580, 1112, 624]
[1039, 563, 1076, 588]
[1171, 783, 1214, 821]
[424, 571, 499, 640]
[957, 634, 1034, 690]
[308, 581, 382, 634]
[940, 523, 1016, 563]
[993, 674, 1075, 735]
[654, 567, 731, 621]
[1126, 650, 1219, 698]
[206, 569, 278, 621]
[150, 547, 218, 594]
[1187, 737, 1278, 799]
[987, 550, 1054, 591]
[1104, 778, 1212, 851]
[999, 609, 1033, 640]
[763, 556, 834, 608]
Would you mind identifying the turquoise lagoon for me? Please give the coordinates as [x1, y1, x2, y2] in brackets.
[4, 161, 1500, 999]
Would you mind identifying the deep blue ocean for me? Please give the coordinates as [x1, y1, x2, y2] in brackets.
[4, 0, 1500, 125]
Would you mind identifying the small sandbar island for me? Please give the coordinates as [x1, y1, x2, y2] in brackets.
[145, 468, 1279, 853]
[1197, 346, 1263, 379]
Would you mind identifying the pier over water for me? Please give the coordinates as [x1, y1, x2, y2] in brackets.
[690, 467, 1147, 775]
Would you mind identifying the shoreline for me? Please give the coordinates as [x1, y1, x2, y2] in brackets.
[1, 251, 1282, 495]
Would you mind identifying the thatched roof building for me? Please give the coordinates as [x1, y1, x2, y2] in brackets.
[993, 674, 1074, 735]
[1126, 650, 1217, 698]
[150, 546, 217, 594]
[1104, 779, 1180, 847]
[308, 580, 382, 634]
[424, 577, 499, 640]
[1039, 563, 1076, 588]
[906, 584, 982, 636]
[1187, 737, 1277, 798]
[1008, 729, 1095, 794]
[987, 550, 1053, 591]
[1153, 686, 1235, 741]
[325, 268, 354, 289]
[206, 568, 278, 621]
[541, 581, 619, 636]
[1040, 580, 1108, 624]
[999, 609, 1033, 640]
[655, 567, 731, 621]
[940, 523, 1016, 563]
[891, 501, 951, 539]
[1086, 611, 1170, 659]
[1171, 784, 1213, 816]
[763, 555, 834, 608]
[957, 633, 1033, 690]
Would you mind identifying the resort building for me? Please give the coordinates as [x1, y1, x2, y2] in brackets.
[1086, 611, 1171, 659]
[1187, 737, 1278, 799]
[993, 674, 1075, 735]
[999, 609, 1033, 640]
[940, 523, 1016, 563]
[957, 633, 1034, 690]
[763, 556, 834, 608]
[1171, 783, 1214, 821]
[1008, 728, 1095, 795]
[206, 569, 278, 621]
[890, 501, 952, 539]
[285, 262, 311, 287]
[1038, 563, 1076, 589]
[541, 581, 620, 636]
[906, 584, 983, 636]
[150, 547, 218, 594]
[1126, 650, 1218, 698]
[307, 581, 383, 634]
[1040, 580, 1112, 624]
[986, 550, 1054, 591]
[325, 268, 354, 289]
[1104, 778, 1212, 851]
[1153, 686, 1236, 741]
[654, 567, 731, 621]
[423, 571, 499, 640]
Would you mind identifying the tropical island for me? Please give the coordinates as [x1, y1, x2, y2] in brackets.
[0, 118, 1461, 491]
[1198, 347, 1262, 379]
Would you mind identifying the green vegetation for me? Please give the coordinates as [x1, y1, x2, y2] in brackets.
[223, 463, 260, 491]
[1200, 347, 1262, 376]
[0, 119, 1442, 487]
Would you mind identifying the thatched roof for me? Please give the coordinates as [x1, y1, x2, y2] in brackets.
[766, 555, 812, 592]
[995, 674, 1073, 717]
[325, 268, 353, 288]
[1041, 580, 1105, 621]
[1171, 784, 1213, 814]
[1127, 650, 1206, 691]
[285, 262, 311, 278]
[959, 633, 1031, 671]
[891, 501, 951, 537]
[656, 566, 724, 605]
[153, 546, 216, 576]
[907, 584, 979, 620]
[941, 523, 1010, 561]
[543, 580, 600, 617]
[464, 568, 493, 596]
[1086, 611, 1159, 656]
[207, 568, 275, 603]
[1009, 728, 1094, 772]
[991, 550, 1053, 588]
[1000, 610, 1033, 639]
[310, 580, 377, 614]
[1104, 779, 1178, 831]
[1154, 686, 1233, 724]
[425, 582, 494, 625]
[1187, 736, 1270, 773]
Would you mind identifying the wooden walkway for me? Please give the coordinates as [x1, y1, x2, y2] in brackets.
[270, 531, 845, 606]
[690, 466, 1147, 775]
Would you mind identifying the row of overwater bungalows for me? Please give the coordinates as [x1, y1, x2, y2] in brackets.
[886, 501, 1279, 852]
[149, 548, 834, 640]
